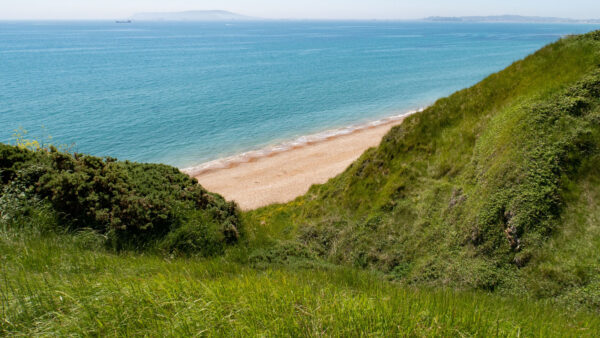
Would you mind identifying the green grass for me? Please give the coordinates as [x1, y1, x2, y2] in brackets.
[520, 157, 600, 308]
[2, 227, 599, 336]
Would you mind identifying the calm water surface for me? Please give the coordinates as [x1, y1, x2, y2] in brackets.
[1, 21, 598, 167]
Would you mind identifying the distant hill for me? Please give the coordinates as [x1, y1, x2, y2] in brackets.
[424, 15, 600, 24]
[131, 10, 257, 22]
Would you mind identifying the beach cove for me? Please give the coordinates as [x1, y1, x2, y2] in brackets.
[190, 112, 413, 209]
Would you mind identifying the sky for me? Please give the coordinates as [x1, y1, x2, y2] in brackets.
[0, 0, 599, 20]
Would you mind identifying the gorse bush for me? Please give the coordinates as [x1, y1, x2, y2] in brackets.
[0, 144, 242, 254]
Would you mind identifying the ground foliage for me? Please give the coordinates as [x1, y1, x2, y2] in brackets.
[0, 144, 242, 254]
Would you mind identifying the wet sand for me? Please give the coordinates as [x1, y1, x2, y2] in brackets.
[191, 115, 411, 210]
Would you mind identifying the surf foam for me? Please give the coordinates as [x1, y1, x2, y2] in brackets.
[181, 108, 424, 177]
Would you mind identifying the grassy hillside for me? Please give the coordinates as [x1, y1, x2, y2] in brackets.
[249, 31, 600, 309]
[2, 227, 599, 336]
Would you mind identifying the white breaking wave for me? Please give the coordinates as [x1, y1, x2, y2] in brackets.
[181, 108, 424, 176]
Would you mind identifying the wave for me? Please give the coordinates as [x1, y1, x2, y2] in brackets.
[181, 108, 424, 176]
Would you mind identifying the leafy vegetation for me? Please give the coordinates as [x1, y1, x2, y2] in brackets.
[0, 144, 241, 254]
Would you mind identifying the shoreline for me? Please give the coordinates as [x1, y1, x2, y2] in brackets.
[186, 109, 420, 210]
[182, 109, 423, 176]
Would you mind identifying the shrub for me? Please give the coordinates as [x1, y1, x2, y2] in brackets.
[0, 144, 243, 254]
[158, 211, 227, 256]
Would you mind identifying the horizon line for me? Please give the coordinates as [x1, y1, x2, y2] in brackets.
[1, 12, 600, 22]
[2, 18, 600, 24]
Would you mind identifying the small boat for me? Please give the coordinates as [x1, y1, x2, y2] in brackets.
[115, 20, 132, 24]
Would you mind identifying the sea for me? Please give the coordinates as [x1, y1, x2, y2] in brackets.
[1, 21, 598, 170]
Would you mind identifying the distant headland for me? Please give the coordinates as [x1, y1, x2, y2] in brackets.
[423, 15, 600, 24]
[130, 10, 258, 22]
[125, 11, 600, 23]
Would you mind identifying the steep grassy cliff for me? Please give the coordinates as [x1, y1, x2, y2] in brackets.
[250, 31, 600, 309]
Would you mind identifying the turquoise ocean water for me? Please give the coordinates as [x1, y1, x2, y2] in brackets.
[1, 21, 598, 169]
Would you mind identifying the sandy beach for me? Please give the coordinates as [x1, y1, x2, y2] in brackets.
[191, 114, 412, 210]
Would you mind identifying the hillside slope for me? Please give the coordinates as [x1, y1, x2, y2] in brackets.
[3, 143, 597, 335]
[250, 31, 600, 309]
[4, 228, 599, 335]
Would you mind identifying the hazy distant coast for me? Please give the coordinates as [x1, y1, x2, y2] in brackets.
[128, 11, 600, 24]
[424, 15, 600, 24]
[131, 10, 258, 21]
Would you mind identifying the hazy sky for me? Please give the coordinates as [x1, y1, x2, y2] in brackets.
[1, 0, 599, 20]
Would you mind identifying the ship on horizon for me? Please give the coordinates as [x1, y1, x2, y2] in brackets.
[115, 20, 132, 23]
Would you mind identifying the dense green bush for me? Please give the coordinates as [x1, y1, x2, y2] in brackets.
[158, 210, 231, 256]
[0, 144, 242, 254]
[0, 144, 37, 184]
